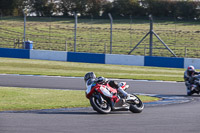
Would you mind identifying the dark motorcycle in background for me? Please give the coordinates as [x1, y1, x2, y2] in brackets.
[187, 75, 200, 96]
[85, 81, 144, 114]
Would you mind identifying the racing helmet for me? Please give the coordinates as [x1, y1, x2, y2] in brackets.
[187, 65, 195, 76]
[84, 72, 96, 82]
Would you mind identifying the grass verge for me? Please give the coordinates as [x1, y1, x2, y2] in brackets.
[0, 57, 185, 81]
[0, 87, 159, 111]
[0, 57, 183, 111]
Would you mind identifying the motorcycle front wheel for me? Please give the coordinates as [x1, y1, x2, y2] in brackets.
[90, 95, 111, 114]
[129, 95, 144, 113]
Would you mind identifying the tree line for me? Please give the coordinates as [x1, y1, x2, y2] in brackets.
[0, 0, 200, 19]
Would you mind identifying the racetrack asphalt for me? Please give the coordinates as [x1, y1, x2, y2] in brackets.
[0, 74, 200, 133]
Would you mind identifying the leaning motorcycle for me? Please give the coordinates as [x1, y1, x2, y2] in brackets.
[85, 81, 144, 114]
[187, 75, 200, 96]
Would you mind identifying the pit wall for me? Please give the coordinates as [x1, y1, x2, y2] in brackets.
[1, 48, 200, 69]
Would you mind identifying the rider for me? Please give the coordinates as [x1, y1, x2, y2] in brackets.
[184, 65, 200, 95]
[84, 72, 135, 101]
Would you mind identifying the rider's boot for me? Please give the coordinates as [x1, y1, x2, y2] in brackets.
[118, 87, 137, 101]
[118, 87, 128, 98]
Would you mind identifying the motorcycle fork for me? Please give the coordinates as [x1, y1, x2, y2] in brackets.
[94, 91, 114, 110]
[109, 99, 115, 111]
[93, 92, 103, 104]
[101, 95, 114, 111]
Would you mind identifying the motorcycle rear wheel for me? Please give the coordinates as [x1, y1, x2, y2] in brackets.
[129, 95, 144, 113]
[90, 96, 111, 114]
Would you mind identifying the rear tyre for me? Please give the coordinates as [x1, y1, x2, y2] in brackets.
[90, 96, 111, 114]
[129, 95, 144, 113]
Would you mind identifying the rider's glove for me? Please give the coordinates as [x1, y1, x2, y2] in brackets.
[118, 82, 125, 87]
[96, 77, 108, 84]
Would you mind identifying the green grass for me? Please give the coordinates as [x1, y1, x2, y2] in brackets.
[0, 57, 185, 111]
[0, 57, 185, 81]
[0, 87, 159, 111]
[0, 87, 89, 111]
[1, 17, 200, 57]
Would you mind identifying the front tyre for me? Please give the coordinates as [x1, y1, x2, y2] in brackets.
[90, 95, 111, 114]
[129, 95, 144, 113]
[187, 87, 193, 96]
[187, 91, 193, 96]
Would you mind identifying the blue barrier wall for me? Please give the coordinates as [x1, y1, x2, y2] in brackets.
[2, 48, 200, 69]
[0, 48, 29, 59]
[67, 52, 105, 64]
[144, 56, 184, 68]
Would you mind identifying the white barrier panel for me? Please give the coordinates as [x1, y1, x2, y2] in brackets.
[184, 58, 200, 69]
[105, 54, 144, 66]
[30, 50, 67, 61]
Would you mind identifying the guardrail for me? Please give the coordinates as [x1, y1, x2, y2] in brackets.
[0, 48, 199, 69]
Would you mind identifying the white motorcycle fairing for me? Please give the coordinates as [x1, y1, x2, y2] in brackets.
[86, 83, 93, 95]
[100, 85, 113, 98]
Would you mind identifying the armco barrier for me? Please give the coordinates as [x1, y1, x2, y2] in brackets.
[105, 54, 144, 66]
[0, 48, 29, 59]
[30, 50, 67, 61]
[144, 56, 184, 68]
[1, 48, 200, 69]
[184, 58, 200, 69]
[67, 52, 105, 64]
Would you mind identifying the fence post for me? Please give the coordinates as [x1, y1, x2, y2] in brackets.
[49, 16, 52, 50]
[74, 12, 78, 52]
[185, 46, 187, 57]
[23, 9, 27, 49]
[90, 14, 93, 53]
[149, 15, 153, 56]
[65, 40, 67, 51]
[108, 13, 113, 54]
[130, 15, 133, 50]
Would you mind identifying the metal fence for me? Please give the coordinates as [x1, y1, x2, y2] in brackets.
[0, 14, 200, 58]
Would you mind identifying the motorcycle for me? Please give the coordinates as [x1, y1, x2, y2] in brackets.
[187, 75, 200, 96]
[85, 81, 144, 114]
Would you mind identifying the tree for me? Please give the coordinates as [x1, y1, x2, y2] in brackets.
[0, 0, 16, 15]
[144, 0, 172, 17]
[86, 0, 108, 17]
[110, 0, 145, 17]
[61, 0, 88, 16]
[175, 1, 200, 19]
[28, 0, 57, 16]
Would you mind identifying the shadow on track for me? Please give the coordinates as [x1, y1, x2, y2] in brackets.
[4, 109, 134, 115]
[35, 111, 133, 115]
